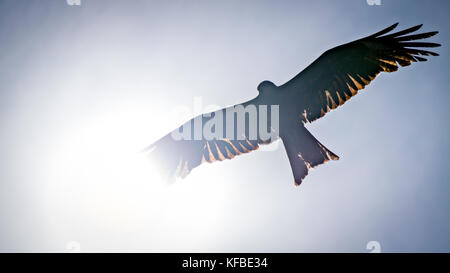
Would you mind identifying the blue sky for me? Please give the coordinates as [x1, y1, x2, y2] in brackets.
[0, 0, 449, 252]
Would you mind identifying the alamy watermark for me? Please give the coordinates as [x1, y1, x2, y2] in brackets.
[170, 97, 280, 142]
[366, 241, 381, 253]
[366, 0, 381, 5]
[66, 0, 81, 5]
[66, 241, 81, 253]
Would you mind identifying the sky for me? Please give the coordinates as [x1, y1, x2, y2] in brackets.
[0, 0, 449, 252]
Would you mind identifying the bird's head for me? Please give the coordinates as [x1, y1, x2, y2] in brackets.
[257, 80, 277, 95]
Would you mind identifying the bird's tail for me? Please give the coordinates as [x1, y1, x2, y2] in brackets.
[282, 126, 339, 186]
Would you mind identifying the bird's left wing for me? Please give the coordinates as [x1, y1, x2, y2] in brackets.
[280, 23, 440, 123]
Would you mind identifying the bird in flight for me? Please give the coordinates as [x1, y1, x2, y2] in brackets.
[147, 23, 440, 186]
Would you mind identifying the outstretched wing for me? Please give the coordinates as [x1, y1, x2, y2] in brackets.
[280, 23, 440, 123]
[146, 106, 271, 181]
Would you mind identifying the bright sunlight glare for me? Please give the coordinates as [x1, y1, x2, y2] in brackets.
[36, 103, 229, 250]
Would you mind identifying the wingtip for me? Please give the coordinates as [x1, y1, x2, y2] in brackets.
[141, 143, 156, 153]
[388, 22, 400, 31]
[368, 22, 400, 38]
[412, 24, 424, 33]
[426, 42, 442, 47]
[428, 30, 439, 37]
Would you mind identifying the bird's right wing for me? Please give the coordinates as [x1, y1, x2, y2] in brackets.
[146, 109, 267, 181]
[280, 23, 440, 123]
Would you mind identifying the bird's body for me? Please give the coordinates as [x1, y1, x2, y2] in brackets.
[147, 23, 440, 186]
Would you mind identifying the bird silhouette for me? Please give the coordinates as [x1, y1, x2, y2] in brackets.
[147, 23, 440, 186]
